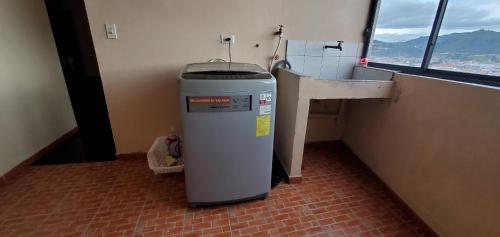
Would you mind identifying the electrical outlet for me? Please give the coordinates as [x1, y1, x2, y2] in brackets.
[220, 34, 235, 44]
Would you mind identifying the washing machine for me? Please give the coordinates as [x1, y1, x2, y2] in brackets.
[179, 62, 276, 206]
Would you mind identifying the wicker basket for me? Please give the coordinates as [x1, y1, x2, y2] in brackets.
[147, 136, 184, 174]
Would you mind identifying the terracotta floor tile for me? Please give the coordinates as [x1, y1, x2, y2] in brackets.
[0, 143, 432, 237]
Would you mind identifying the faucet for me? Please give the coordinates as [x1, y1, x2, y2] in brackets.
[324, 41, 343, 51]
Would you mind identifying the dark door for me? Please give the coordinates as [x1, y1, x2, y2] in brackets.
[45, 0, 115, 161]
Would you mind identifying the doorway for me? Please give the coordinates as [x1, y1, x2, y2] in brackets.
[40, 0, 116, 163]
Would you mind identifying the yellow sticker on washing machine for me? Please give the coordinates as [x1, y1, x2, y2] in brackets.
[256, 115, 271, 137]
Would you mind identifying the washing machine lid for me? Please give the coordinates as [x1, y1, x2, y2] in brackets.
[181, 62, 272, 80]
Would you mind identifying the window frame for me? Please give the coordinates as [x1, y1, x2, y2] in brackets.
[362, 0, 500, 87]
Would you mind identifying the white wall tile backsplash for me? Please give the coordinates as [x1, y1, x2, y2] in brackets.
[337, 57, 357, 79]
[340, 42, 359, 57]
[303, 56, 323, 78]
[286, 40, 362, 79]
[286, 40, 306, 56]
[323, 41, 341, 57]
[287, 55, 305, 73]
[320, 57, 339, 79]
[305, 41, 325, 57]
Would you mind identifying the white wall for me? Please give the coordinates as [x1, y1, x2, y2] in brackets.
[0, 0, 77, 176]
[343, 74, 500, 237]
[83, 0, 371, 153]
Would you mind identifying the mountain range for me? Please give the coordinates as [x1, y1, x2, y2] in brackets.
[372, 30, 500, 62]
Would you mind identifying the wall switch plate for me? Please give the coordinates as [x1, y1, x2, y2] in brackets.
[105, 24, 118, 39]
[220, 34, 235, 44]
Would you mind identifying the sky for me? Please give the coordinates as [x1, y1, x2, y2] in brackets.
[374, 0, 500, 42]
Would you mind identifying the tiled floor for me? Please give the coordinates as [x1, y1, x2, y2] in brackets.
[0, 143, 430, 237]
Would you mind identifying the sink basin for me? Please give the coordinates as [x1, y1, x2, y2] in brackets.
[286, 66, 396, 99]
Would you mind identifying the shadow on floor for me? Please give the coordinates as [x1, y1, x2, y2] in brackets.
[32, 132, 87, 165]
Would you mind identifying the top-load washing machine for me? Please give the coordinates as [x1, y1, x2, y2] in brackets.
[179, 62, 276, 206]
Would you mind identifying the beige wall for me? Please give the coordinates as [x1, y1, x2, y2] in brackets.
[0, 0, 77, 176]
[83, 0, 371, 153]
[343, 74, 500, 237]
[306, 100, 346, 142]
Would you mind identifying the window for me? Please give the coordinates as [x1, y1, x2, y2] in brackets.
[429, 0, 500, 76]
[370, 0, 440, 67]
[366, 0, 500, 86]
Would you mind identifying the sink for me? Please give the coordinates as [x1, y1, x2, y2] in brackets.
[282, 66, 396, 99]
[273, 66, 396, 180]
